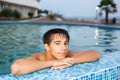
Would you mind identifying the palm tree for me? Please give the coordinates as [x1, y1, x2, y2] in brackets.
[98, 0, 117, 24]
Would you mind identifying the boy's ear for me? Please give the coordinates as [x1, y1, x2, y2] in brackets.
[44, 44, 50, 51]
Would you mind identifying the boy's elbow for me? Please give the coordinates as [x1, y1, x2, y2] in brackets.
[94, 50, 101, 60]
[11, 61, 21, 75]
[90, 50, 101, 60]
[98, 52, 101, 59]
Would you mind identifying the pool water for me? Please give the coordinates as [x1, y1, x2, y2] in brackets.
[0, 22, 120, 75]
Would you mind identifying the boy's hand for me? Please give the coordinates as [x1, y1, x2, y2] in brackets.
[51, 57, 75, 69]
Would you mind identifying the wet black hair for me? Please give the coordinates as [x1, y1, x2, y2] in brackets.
[43, 28, 70, 45]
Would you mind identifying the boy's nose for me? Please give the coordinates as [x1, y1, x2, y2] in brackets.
[61, 45, 67, 50]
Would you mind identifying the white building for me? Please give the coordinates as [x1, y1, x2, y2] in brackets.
[0, 0, 40, 18]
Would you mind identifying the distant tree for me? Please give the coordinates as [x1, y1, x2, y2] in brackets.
[38, 9, 43, 17]
[43, 10, 49, 14]
[98, 0, 117, 24]
[38, 9, 43, 14]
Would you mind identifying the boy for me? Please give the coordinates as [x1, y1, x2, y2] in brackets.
[11, 28, 101, 75]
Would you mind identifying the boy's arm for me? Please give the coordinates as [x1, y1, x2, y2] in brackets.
[11, 55, 74, 75]
[11, 58, 55, 75]
[49, 50, 101, 70]
[71, 50, 101, 64]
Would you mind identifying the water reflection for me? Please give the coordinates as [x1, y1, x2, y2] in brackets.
[94, 28, 119, 52]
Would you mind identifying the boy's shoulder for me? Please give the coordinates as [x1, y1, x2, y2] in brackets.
[31, 52, 46, 60]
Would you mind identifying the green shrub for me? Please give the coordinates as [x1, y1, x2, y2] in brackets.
[13, 10, 21, 19]
[0, 8, 21, 19]
[112, 17, 116, 24]
[48, 14, 56, 20]
[0, 13, 1, 17]
[28, 12, 33, 18]
[0, 8, 13, 17]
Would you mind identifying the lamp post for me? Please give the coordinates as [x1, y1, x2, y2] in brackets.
[96, 6, 99, 20]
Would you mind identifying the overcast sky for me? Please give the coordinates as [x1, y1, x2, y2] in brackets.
[40, 0, 120, 19]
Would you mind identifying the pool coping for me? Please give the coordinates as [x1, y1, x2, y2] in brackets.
[70, 64, 120, 80]
[0, 21, 120, 30]
[0, 51, 120, 80]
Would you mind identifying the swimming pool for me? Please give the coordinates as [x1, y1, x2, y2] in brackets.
[0, 22, 120, 79]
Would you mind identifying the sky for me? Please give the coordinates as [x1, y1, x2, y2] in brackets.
[40, 0, 120, 19]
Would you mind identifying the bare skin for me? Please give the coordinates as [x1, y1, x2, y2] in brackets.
[11, 34, 101, 75]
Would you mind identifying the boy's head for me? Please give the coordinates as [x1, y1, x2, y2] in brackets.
[43, 28, 70, 45]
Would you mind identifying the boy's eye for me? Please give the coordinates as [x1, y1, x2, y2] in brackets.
[64, 42, 68, 45]
[55, 42, 60, 45]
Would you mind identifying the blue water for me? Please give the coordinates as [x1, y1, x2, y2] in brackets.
[0, 22, 120, 75]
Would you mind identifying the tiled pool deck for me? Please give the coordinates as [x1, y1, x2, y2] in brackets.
[0, 51, 120, 80]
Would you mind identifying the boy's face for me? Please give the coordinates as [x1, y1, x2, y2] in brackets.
[45, 34, 69, 60]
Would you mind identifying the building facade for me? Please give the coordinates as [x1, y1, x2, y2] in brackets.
[0, 0, 40, 18]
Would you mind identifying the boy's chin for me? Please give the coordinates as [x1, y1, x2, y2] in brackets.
[57, 56, 66, 60]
